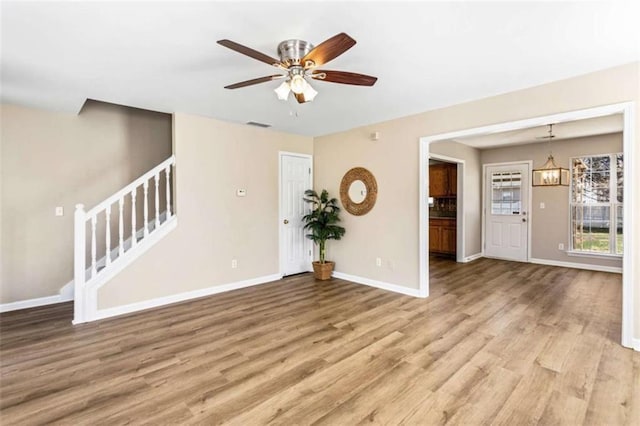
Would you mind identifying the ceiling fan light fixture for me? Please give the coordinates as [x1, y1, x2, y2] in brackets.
[289, 74, 307, 94]
[302, 83, 318, 101]
[274, 80, 290, 100]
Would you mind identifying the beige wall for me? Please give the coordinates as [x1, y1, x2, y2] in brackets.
[0, 101, 172, 303]
[97, 113, 313, 309]
[481, 133, 623, 269]
[314, 62, 639, 337]
[430, 141, 482, 257]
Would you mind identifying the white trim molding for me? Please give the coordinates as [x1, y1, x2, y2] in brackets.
[462, 253, 483, 263]
[0, 293, 73, 313]
[332, 271, 426, 298]
[529, 258, 622, 274]
[59, 280, 74, 301]
[419, 101, 636, 350]
[633, 338, 640, 352]
[92, 273, 283, 322]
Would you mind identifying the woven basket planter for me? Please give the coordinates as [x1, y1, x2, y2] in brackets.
[312, 261, 335, 280]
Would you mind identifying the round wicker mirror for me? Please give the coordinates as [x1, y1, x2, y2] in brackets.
[340, 167, 378, 216]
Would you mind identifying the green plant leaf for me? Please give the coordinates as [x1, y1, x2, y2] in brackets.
[301, 188, 346, 263]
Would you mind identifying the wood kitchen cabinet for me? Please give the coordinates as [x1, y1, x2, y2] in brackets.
[429, 163, 457, 197]
[429, 218, 456, 256]
[429, 224, 441, 252]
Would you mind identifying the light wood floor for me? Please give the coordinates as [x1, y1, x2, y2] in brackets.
[1, 258, 638, 425]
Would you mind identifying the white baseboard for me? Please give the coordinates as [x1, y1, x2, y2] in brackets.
[332, 271, 425, 298]
[632, 338, 640, 352]
[462, 253, 483, 263]
[0, 293, 73, 313]
[59, 280, 74, 300]
[529, 257, 622, 274]
[90, 273, 283, 322]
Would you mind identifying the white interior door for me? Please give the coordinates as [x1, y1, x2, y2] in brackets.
[484, 163, 530, 261]
[280, 153, 312, 276]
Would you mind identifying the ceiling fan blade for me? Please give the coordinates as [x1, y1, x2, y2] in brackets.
[224, 75, 285, 89]
[217, 39, 281, 67]
[311, 70, 377, 86]
[294, 93, 308, 104]
[301, 33, 356, 67]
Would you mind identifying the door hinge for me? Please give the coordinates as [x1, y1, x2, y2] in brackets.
[308, 168, 311, 175]
[309, 250, 311, 256]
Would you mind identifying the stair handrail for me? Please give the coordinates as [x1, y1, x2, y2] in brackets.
[85, 155, 175, 217]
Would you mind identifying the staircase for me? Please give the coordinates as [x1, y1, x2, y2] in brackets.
[73, 156, 177, 324]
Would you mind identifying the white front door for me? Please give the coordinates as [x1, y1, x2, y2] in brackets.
[280, 153, 312, 276]
[484, 163, 530, 261]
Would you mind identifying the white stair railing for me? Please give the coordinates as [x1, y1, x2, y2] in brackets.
[74, 155, 175, 323]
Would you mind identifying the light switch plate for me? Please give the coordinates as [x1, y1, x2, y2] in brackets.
[55, 206, 64, 216]
[236, 189, 246, 197]
[540, 202, 545, 209]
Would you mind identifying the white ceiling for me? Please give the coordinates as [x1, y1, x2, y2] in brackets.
[454, 113, 624, 149]
[1, 1, 639, 137]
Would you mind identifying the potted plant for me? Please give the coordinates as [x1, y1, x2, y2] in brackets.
[302, 189, 346, 280]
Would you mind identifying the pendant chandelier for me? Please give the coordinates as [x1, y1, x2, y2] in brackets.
[532, 124, 569, 186]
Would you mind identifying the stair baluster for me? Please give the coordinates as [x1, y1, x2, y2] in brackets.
[105, 206, 111, 267]
[154, 173, 160, 229]
[131, 189, 137, 247]
[143, 181, 149, 237]
[165, 165, 171, 219]
[118, 198, 124, 257]
[91, 215, 97, 278]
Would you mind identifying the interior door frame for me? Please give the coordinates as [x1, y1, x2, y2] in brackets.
[278, 151, 313, 277]
[419, 101, 636, 349]
[481, 161, 533, 262]
[428, 153, 465, 263]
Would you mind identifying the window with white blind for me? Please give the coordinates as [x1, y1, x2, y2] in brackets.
[570, 153, 623, 255]
[490, 171, 522, 215]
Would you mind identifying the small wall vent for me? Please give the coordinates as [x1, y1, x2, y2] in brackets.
[246, 121, 271, 128]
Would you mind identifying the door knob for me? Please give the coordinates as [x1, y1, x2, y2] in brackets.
[283, 219, 289, 224]
[522, 218, 527, 222]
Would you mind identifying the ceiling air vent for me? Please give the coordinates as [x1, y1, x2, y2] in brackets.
[246, 121, 271, 128]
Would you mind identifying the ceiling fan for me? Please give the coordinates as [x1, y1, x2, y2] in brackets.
[217, 33, 377, 103]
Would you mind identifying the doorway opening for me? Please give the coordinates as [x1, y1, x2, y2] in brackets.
[419, 102, 635, 349]
[427, 154, 465, 263]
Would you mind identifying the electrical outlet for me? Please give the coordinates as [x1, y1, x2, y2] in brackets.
[540, 202, 545, 209]
[55, 206, 64, 216]
[376, 257, 382, 267]
[231, 259, 238, 269]
[558, 243, 565, 250]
